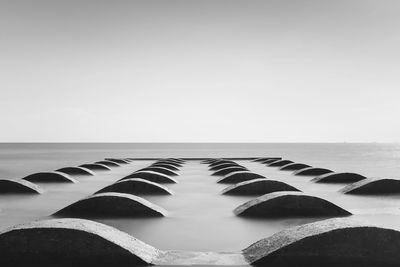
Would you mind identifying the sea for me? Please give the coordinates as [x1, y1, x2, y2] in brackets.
[0, 143, 400, 264]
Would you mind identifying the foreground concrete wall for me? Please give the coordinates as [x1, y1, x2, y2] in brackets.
[0, 218, 160, 266]
[1, 218, 399, 266]
[243, 218, 400, 266]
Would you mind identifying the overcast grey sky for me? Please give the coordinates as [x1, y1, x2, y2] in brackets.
[0, 0, 399, 142]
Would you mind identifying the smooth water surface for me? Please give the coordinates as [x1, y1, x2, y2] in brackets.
[1, 143, 400, 253]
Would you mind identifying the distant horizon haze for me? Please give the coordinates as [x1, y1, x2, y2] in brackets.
[1, 0, 399, 142]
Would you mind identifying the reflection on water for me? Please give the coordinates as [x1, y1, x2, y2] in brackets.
[1, 143, 400, 255]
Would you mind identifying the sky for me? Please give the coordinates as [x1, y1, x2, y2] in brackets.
[0, 0, 399, 142]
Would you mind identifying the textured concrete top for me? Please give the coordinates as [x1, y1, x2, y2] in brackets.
[234, 191, 351, 217]
[341, 178, 400, 194]
[23, 171, 78, 183]
[1, 218, 399, 266]
[124, 171, 178, 183]
[0, 218, 161, 264]
[0, 178, 44, 194]
[312, 172, 366, 183]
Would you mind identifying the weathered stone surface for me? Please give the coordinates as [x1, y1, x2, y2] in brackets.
[217, 171, 266, 184]
[0, 218, 160, 266]
[212, 166, 248, 176]
[22, 171, 78, 183]
[56, 167, 95, 176]
[95, 160, 121, 167]
[139, 167, 179, 176]
[279, 163, 310, 171]
[0, 179, 44, 194]
[243, 218, 400, 266]
[341, 178, 400, 194]
[312, 172, 366, 183]
[95, 178, 173, 195]
[79, 163, 112, 171]
[120, 171, 178, 184]
[234, 191, 351, 217]
[221, 179, 300, 195]
[54, 192, 167, 217]
[293, 167, 333, 176]
[105, 158, 130, 164]
[268, 160, 294, 167]
[151, 163, 180, 171]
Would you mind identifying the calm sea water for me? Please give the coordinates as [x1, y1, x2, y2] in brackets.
[1, 143, 400, 257]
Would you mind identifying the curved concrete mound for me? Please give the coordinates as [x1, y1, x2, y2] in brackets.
[56, 167, 95, 176]
[139, 167, 179, 176]
[105, 158, 130, 164]
[312, 172, 366, 183]
[151, 163, 180, 171]
[280, 163, 310, 171]
[121, 171, 178, 184]
[0, 218, 159, 266]
[341, 178, 400, 194]
[0, 179, 44, 194]
[209, 160, 234, 167]
[221, 179, 300, 195]
[294, 167, 333, 176]
[156, 160, 182, 167]
[212, 166, 248, 176]
[253, 158, 268, 162]
[203, 158, 223, 164]
[261, 158, 281, 164]
[79, 163, 112, 171]
[209, 163, 239, 171]
[96, 178, 173, 195]
[268, 160, 294, 167]
[95, 160, 121, 167]
[54, 193, 167, 217]
[22, 171, 78, 183]
[243, 217, 400, 266]
[234, 191, 351, 217]
[253, 157, 281, 162]
[217, 171, 265, 184]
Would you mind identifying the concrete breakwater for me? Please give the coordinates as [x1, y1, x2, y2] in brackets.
[0, 217, 399, 266]
[1, 157, 400, 266]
